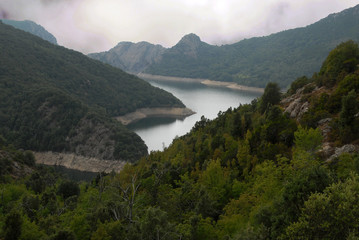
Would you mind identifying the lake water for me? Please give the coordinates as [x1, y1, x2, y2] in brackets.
[128, 79, 262, 152]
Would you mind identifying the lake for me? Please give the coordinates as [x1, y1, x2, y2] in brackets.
[128, 79, 262, 152]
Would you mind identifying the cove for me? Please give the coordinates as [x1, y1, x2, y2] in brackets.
[128, 79, 262, 152]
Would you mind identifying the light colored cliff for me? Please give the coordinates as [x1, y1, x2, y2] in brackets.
[138, 73, 264, 93]
[34, 152, 126, 173]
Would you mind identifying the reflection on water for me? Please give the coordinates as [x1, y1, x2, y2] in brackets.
[129, 79, 261, 152]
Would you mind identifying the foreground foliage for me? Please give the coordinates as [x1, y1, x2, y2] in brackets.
[1, 42, 359, 239]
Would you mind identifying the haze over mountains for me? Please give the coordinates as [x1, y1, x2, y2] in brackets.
[0, 21, 185, 162]
[1, 19, 58, 45]
[88, 41, 165, 74]
[2, 2, 359, 239]
[89, 4, 359, 88]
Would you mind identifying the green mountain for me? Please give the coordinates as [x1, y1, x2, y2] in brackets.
[88, 41, 165, 73]
[144, 4, 359, 88]
[0, 21, 185, 162]
[1, 19, 58, 45]
[1, 41, 359, 239]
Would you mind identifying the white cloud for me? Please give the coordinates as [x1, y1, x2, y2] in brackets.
[0, 0, 358, 53]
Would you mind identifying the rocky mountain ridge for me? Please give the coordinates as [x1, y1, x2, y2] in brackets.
[1, 19, 57, 44]
[89, 41, 165, 73]
[91, 4, 359, 89]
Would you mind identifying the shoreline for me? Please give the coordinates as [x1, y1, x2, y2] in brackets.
[34, 152, 126, 173]
[115, 107, 196, 126]
[137, 73, 264, 93]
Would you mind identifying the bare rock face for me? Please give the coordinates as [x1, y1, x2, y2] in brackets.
[318, 118, 333, 142]
[35, 152, 125, 173]
[319, 142, 335, 158]
[282, 87, 309, 120]
[88, 41, 165, 73]
[174, 33, 203, 58]
[2, 19, 58, 45]
[326, 144, 358, 163]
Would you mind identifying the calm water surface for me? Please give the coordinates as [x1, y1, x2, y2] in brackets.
[128, 79, 261, 152]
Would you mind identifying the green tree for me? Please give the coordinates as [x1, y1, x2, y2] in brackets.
[293, 126, 322, 153]
[340, 90, 358, 126]
[320, 40, 359, 80]
[260, 82, 281, 113]
[232, 111, 243, 139]
[57, 180, 80, 199]
[285, 174, 359, 239]
[4, 211, 22, 240]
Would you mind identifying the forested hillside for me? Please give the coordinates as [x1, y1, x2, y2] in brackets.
[0, 22, 185, 161]
[145, 4, 359, 88]
[1, 41, 359, 239]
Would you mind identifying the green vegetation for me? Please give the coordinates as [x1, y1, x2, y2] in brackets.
[1, 41, 359, 239]
[0, 22, 185, 161]
[145, 5, 359, 88]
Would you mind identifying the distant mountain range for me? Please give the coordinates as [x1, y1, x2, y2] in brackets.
[89, 4, 359, 88]
[0, 21, 184, 162]
[1, 19, 58, 44]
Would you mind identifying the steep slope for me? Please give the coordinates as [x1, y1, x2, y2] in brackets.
[0, 22, 185, 162]
[1, 19, 58, 44]
[145, 4, 359, 88]
[1, 42, 359, 240]
[88, 41, 165, 73]
[146, 33, 222, 78]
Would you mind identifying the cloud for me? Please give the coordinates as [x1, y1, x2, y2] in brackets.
[0, 0, 358, 53]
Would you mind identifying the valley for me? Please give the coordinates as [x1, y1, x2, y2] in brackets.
[1, 3, 359, 239]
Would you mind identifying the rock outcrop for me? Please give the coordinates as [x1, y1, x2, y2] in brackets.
[2, 19, 57, 44]
[88, 41, 165, 73]
[35, 152, 126, 173]
[174, 33, 203, 58]
[281, 87, 310, 120]
[326, 144, 359, 163]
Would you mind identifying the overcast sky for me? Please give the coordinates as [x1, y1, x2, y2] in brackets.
[0, 0, 358, 54]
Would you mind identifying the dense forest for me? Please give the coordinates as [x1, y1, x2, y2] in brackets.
[0, 22, 185, 161]
[1, 41, 359, 239]
[144, 4, 359, 88]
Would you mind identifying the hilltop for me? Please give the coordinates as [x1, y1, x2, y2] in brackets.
[89, 41, 165, 73]
[146, 4, 359, 88]
[0, 21, 187, 162]
[1, 19, 58, 45]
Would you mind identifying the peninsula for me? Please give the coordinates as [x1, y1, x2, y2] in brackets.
[115, 107, 195, 125]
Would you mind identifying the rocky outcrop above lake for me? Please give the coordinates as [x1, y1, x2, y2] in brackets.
[35, 152, 126, 173]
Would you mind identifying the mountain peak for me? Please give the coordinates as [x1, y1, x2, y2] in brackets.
[1, 19, 58, 45]
[177, 33, 202, 47]
[180, 33, 201, 42]
[174, 33, 204, 57]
